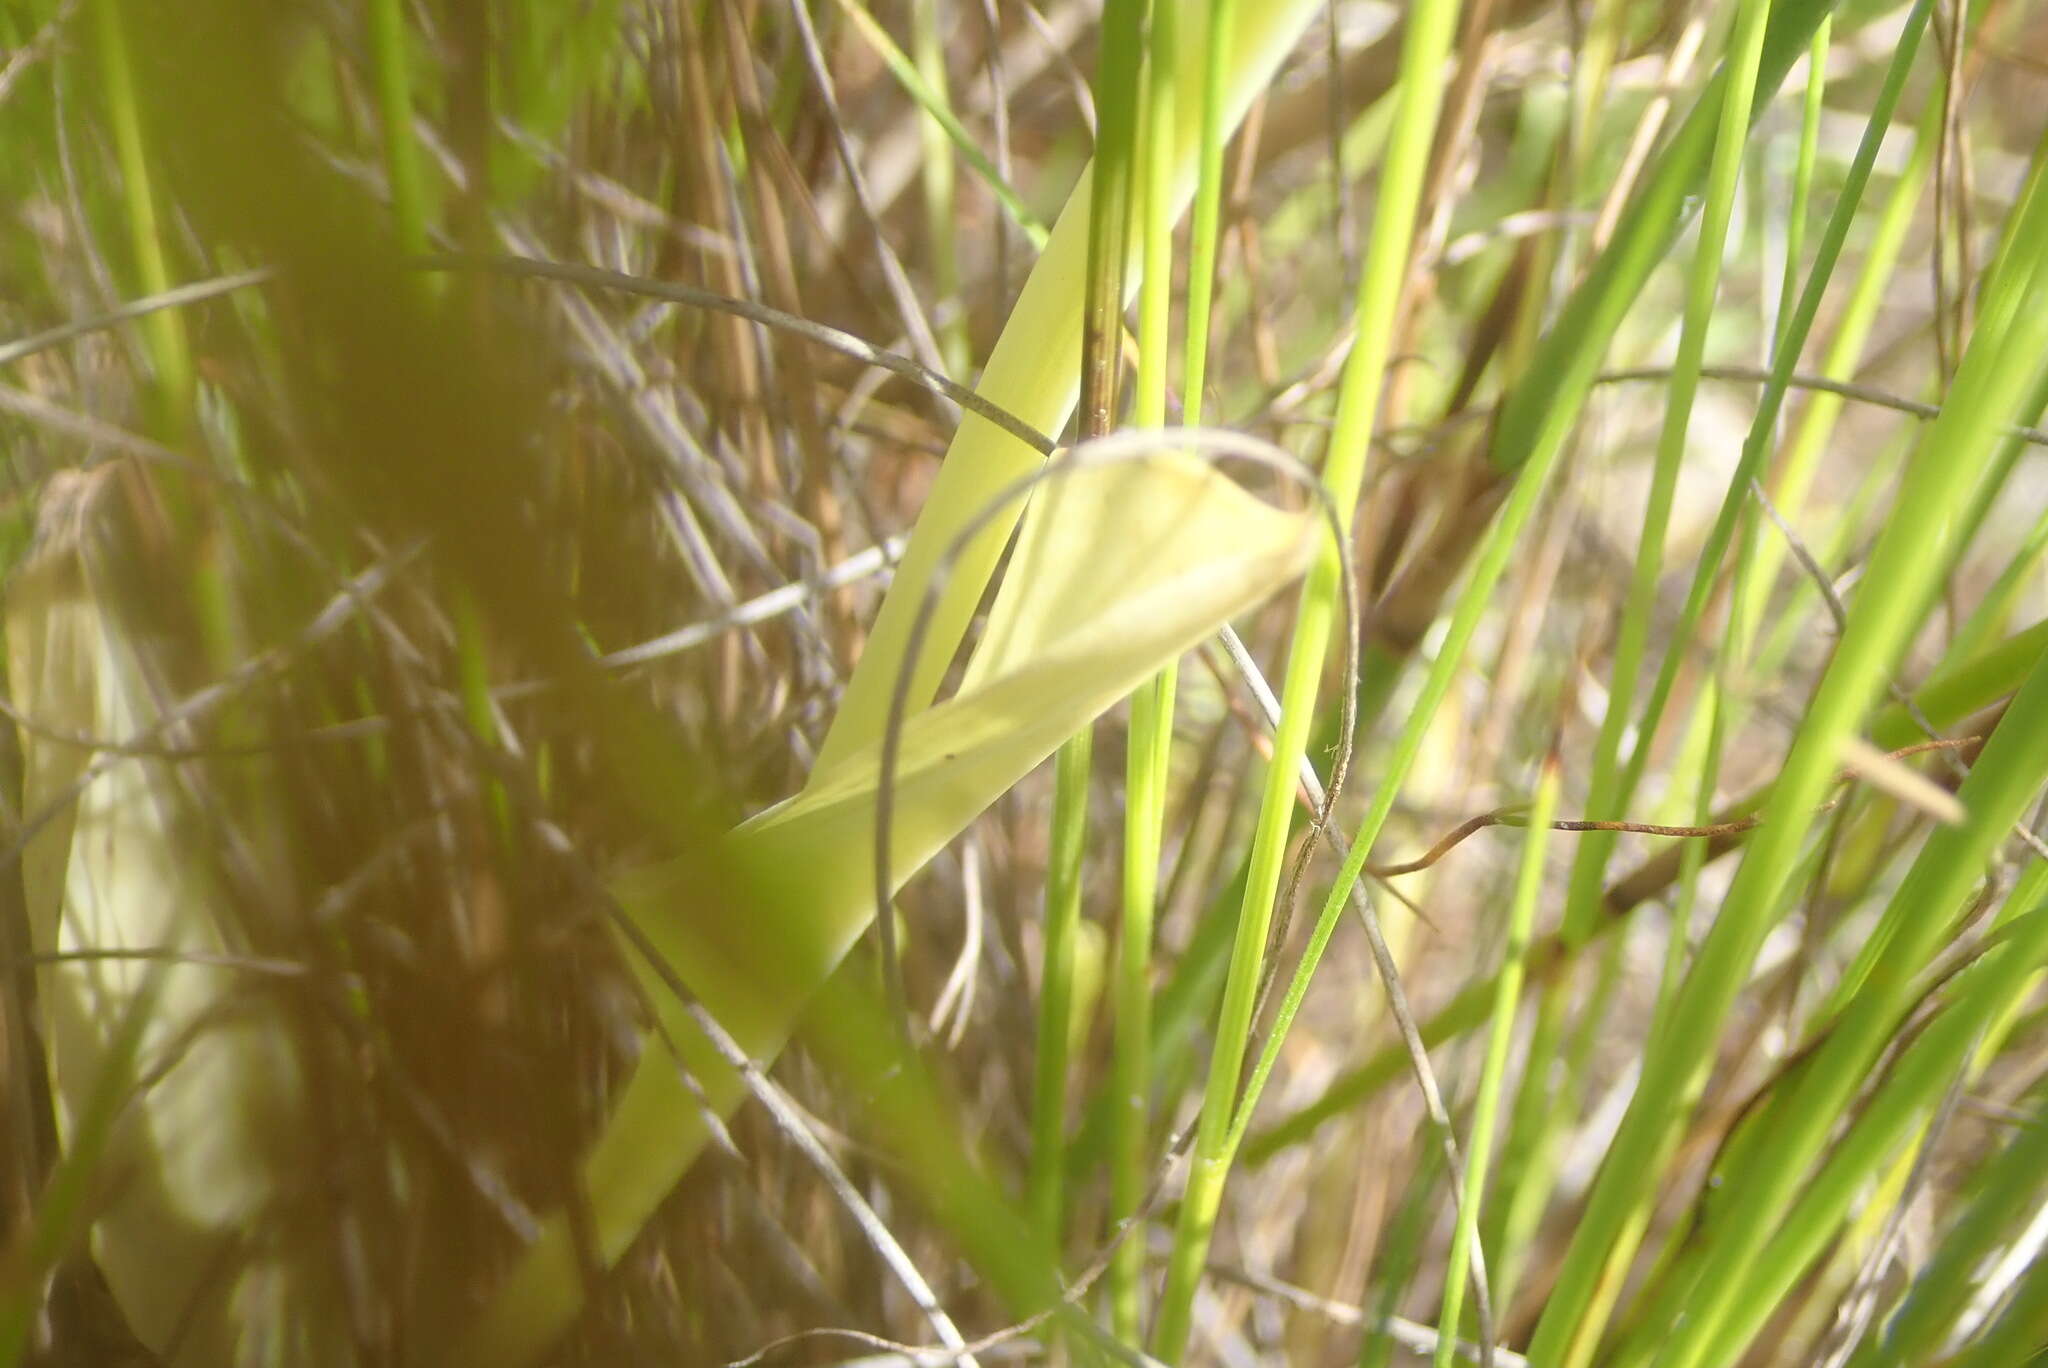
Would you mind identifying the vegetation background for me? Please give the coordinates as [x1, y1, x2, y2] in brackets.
[3, 0, 2048, 1365]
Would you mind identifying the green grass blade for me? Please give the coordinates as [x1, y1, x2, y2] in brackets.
[813, 0, 1324, 779]
[829, 0, 1049, 249]
[1107, 0, 1160, 1334]
[1027, 729, 1092, 1240]
[1150, 0, 1466, 1353]
[1433, 754, 1558, 1368]
[367, 0, 430, 257]
[1528, 122, 2048, 1368]
[89, 0, 193, 435]
[457, 448, 1323, 1367]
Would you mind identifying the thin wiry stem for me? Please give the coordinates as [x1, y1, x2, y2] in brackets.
[783, 0, 953, 388]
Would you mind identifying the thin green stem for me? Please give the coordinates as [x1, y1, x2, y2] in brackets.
[1486, 4, 1778, 1338]
[91, 0, 193, 436]
[367, 0, 430, 257]
[1557, 0, 1774, 954]
[1772, 19, 1829, 359]
[1739, 87, 1939, 646]
[1649, 260, 2048, 1368]
[1599, 0, 1933, 975]
[1112, 4, 1180, 1338]
[1242, 612, 2048, 1163]
[1530, 108, 2048, 1368]
[1150, 1, 1465, 1355]
[829, 0, 1050, 248]
[1434, 756, 1558, 1368]
[1181, 0, 1237, 433]
[910, 0, 967, 375]
[1029, 732, 1093, 1239]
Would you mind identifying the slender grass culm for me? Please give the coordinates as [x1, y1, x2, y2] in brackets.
[1154, 0, 1467, 1355]
[3, 2, 2048, 1366]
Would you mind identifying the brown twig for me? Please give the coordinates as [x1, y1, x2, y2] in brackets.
[1363, 738, 1980, 880]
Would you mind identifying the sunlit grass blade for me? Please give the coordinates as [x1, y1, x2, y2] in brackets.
[457, 448, 1324, 1366]
[813, 0, 1323, 778]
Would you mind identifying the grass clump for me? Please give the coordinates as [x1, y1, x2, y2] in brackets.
[3, 1, 2048, 1366]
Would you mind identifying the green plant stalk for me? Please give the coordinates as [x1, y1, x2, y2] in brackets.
[1737, 90, 1938, 644]
[1061, 802, 1247, 1188]
[1433, 756, 1558, 1368]
[1222, 283, 1590, 1304]
[1591, 531, 1756, 1368]
[1620, 270, 2048, 1368]
[1565, 773, 1763, 1364]
[1947, 364, 2048, 663]
[1159, 52, 1387, 1197]
[1334, 0, 1840, 757]
[367, 0, 430, 257]
[1554, 428, 1915, 1368]
[828, 0, 1049, 248]
[1112, 3, 1180, 1336]
[910, 0, 968, 376]
[1081, 0, 1143, 441]
[1655, 503, 1754, 1051]
[1150, 1, 1466, 1355]
[1479, 991, 1568, 1312]
[1528, 127, 2048, 1367]
[1841, 1080, 2048, 1367]
[1646, 376, 2048, 1368]
[1493, 11, 1777, 1275]
[1253, 401, 1687, 1359]
[1558, 0, 1778, 953]
[1480, 874, 1585, 1312]
[1486, 0, 1834, 484]
[1037, 0, 1142, 1291]
[1324, 0, 1844, 771]
[1773, 19, 1829, 357]
[1504, 0, 1618, 392]
[1700, 886, 2048, 1367]
[1556, 962, 1643, 1351]
[1242, 610, 2048, 1161]
[90, 0, 193, 435]
[1157, 2, 1238, 1162]
[1182, 0, 1237, 434]
[1029, 731, 1093, 1239]
[1592, 0, 1929, 964]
